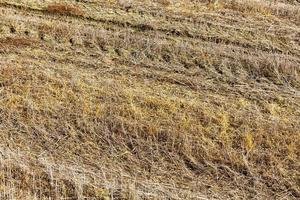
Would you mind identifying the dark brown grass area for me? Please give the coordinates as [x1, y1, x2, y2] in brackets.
[0, 37, 34, 48]
[46, 3, 84, 16]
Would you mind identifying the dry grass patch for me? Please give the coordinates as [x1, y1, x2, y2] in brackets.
[0, 0, 299, 199]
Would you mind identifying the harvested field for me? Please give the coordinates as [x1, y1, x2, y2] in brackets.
[0, 0, 299, 199]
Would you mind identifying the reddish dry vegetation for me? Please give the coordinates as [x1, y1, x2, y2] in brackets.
[0, 37, 34, 48]
[0, 66, 31, 88]
[46, 3, 84, 16]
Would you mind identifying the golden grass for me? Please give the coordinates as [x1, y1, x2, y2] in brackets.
[0, 0, 299, 199]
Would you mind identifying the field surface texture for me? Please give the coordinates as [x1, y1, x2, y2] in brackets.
[0, 0, 299, 199]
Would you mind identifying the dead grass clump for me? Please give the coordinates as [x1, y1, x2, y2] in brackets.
[46, 3, 84, 16]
